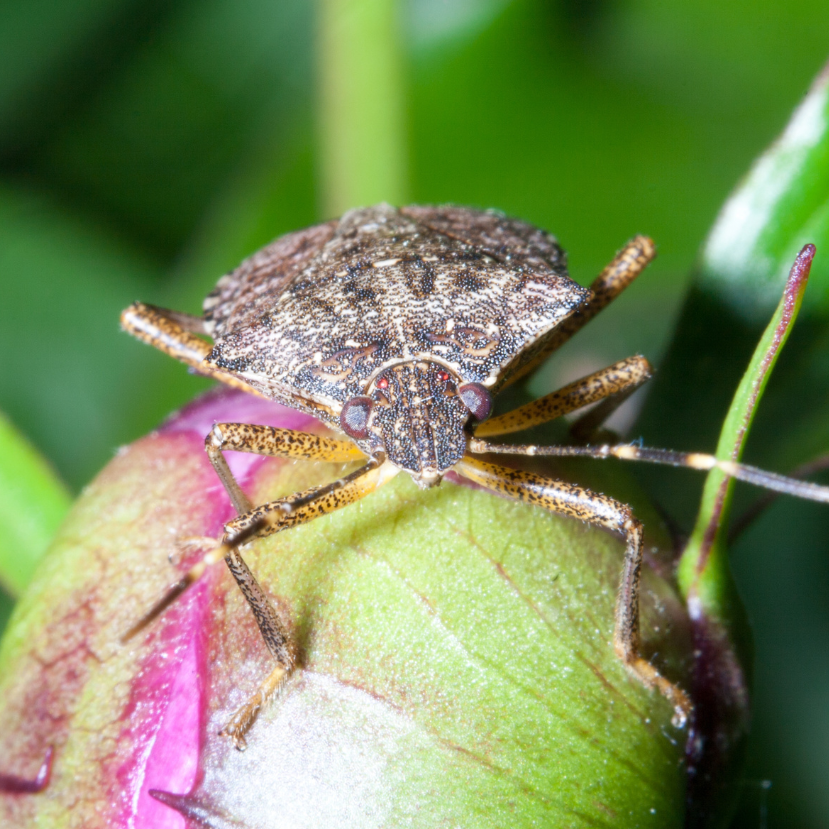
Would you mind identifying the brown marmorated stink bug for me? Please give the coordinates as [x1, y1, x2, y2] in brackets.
[121, 203, 829, 749]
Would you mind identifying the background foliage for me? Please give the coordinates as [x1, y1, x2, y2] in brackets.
[1, 0, 828, 825]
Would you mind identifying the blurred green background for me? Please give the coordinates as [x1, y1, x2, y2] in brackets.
[1, 0, 828, 825]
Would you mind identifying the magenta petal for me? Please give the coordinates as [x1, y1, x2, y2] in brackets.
[118, 582, 208, 829]
[0, 390, 319, 827]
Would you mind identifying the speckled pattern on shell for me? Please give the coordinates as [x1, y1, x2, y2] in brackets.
[202, 205, 589, 413]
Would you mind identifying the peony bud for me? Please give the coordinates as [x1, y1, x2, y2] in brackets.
[0, 389, 693, 828]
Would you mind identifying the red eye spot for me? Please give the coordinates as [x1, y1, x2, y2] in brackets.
[436, 370, 450, 382]
[376, 376, 389, 390]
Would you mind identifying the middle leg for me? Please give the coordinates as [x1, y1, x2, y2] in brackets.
[475, 354, 653, 439]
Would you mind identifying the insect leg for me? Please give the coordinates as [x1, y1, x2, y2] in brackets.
[545, 236, 657, 353]
[455, 455, 691, 725]
[120, 524, 264, 643]
[120, 302, 265, 397]
[206, 423, 366, 514]
[475, 355, 652, 438]
[220, 546, 294, 749]
[568, 367, 652, 442]
[124, 429, 360, 637]
[506, 237, 656, 386]
[219, 458, 398, 747]
[222, 457, 395, 539]
[469, 440, 829, 504]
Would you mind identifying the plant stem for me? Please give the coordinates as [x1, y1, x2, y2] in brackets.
[316, 0, 408, 217]
[678, 245, 815, 620]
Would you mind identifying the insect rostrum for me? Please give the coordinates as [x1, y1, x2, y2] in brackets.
[121, 204, 829, 749]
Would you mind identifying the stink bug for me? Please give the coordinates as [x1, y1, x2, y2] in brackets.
[121, 204, 829, 748]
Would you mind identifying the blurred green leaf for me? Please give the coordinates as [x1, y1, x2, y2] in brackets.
[0, 184, 199, 492]
[0, 412, 71, 597]
[0, 0, 132, 149]
[22, 0, 313, 260]
[702, 67, 829, 322]
[598, 0, 829, 124]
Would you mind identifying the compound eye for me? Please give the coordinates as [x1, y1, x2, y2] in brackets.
[458, 383, 493, 421]
[340, 396, 374, 440]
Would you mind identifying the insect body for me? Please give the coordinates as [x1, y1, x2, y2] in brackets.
[122, 204, 829, 748]
[197, 204, 589, 483]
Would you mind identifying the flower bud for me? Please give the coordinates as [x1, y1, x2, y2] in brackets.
[0, 390, 693, 827]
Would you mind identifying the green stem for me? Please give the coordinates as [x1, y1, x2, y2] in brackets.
[316, 0, 408, 216]
[678, 245, 815, 620]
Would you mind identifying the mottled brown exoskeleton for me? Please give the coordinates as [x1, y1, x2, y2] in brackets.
[122, 204, 829, 748]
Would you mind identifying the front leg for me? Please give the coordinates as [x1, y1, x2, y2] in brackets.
[127, 422, 389, 747]
[205, 422, 365, 514]
[219, 457, 398, 747]
[219, 546, 296, 747]
[456, 455, 692, 726]
[126, 426, 368, 639]
[120, 302, 265, 397]
[203, 424, 378, 747]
